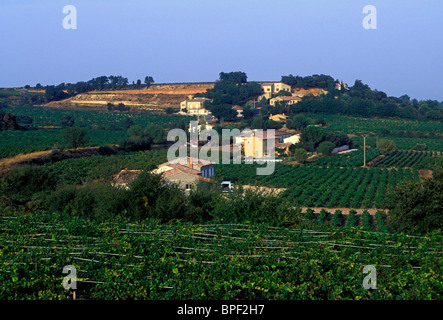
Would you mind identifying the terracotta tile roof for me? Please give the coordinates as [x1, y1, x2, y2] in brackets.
[167, 163, 202, 175]
[113, 170, 142, 184]
[163, 156, 215, 167]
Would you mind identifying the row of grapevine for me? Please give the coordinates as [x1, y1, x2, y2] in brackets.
[1, 212, 441, 300]
[216, 163, 420, 209]
[373, 150, 437, 168]
[310, 148, 381, 167]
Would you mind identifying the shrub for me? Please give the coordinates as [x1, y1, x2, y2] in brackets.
[45, 185, 77, 212]
[375, 210, 389, 233]
[361, 210, 372, 230]
[331, 209, 343, 227]
[0, 166, 58, 202]
[317, 141, 336, 156]
[317, 208, 329, 223]
[304, 208, 315, 220]
[118, 137, 152, 152]
[346, 209, 357, 227]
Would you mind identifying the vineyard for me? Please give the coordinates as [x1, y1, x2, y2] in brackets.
[372, 150, 438, 169]
[215, 163, 420, 208]
[3, 106, 193, 128]
[44, 149, 168, 184]
[0, 106, 194, 158]
[1, 212, 441, 300]
[309, 148, 381, 167]
[0, 129, 127, 158]
[351, 136, 443, 152]
[303, 114, 443, 136]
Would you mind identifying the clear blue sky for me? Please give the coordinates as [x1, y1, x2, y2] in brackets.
[0, 0, 442, 101]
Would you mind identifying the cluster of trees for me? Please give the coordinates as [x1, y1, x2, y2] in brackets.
[0, 166, 298, 226]
[289, 79, 443, 121]
[118, 124, 165, 152]
[107, 102, 130, 112]
[2, 159, 441, 234]
[199, 72, 263, 121]
[290, 122, 354, 161]
[385, 157, 443, 234]
[40, 75, 155, 102]
[0, 110, 33, 131]
[281, 74, 336, 91]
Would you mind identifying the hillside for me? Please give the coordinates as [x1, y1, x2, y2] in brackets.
[44, 83, 215, 110]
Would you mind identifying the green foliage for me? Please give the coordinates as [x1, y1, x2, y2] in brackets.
[301, 125, 324, 152]
[0, 166, 57, 202]
[216, 163, 419, 209]
[375, 211, 389, 233]
[1, 212, 441, 300]
[304, 208, 315, 220]
[317, 141, 336, 156]
[377, 139, 396, 155]
[60, 115, 75, 127]
[331, 209, 343, 227]
[361, 210, 373, 231]
[286, 114, 310, 131]
[61, 126, 89, 149]
[317, 209, 329, 223]
[292, 148, 308, 163]
[346, 209, 358, 228]
[385, 176, 443, 235]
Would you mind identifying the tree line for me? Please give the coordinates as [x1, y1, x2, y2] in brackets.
[32, 75, 155, 102]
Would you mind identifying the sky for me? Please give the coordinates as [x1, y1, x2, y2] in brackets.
[0, 0, 442, 101]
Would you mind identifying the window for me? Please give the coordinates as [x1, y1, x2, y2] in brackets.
[185, 184, 190, 190]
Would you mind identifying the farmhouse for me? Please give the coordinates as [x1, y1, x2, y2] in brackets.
[283, 134, 301, 145]
[235, 129, 291, 158]
[156, 156, 215, 179]
[259, 82, 292, 99]
[232, 105, 243, 118]
[269, 96, 301, 106]
[269, 114, 288, 122]
[180, 97, 212, 115]
[112, 157, 215, 192]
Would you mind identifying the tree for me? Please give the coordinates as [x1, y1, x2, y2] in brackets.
[301, 125, 324, 152]
[144, 76, 155, 87]
[251, 117, 265, 129]
[165, 107, 176, 114]
[242, 102, 255, 119]
[61, 126, 89, 149]
[377, 139, 396, 154]
[121, 117, 134, 129]
[60, 115, 75, 127]
[293, 148, 308, 163]
[317, 141, 335, 156]
[287, 114, 309, 131]
[385, 166, 443, 234]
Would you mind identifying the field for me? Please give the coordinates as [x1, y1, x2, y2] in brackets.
[308, 148, 381, 167]
[303, 114, 443, 136]
[215, 163, 420, 209]
[1, 212, 441, 300]
[43, 149, 168, 184]
[372, 150, 438, 169]
[0, 106, 194, 158]
[351, 136, 443, 152]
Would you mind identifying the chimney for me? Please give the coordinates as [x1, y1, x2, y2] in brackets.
[188, 157, 192, 168]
